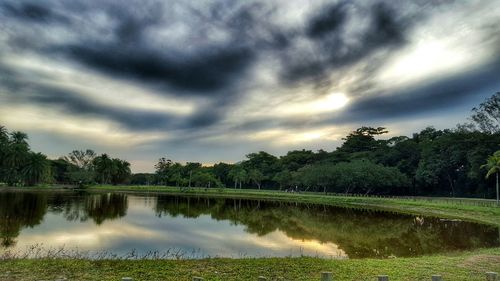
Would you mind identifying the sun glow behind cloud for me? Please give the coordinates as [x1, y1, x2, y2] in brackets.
[379, 40, 479, 87]
[247, 126, 346, 147]
[277, 93, 349, 116]
[377, 2, 499, 89]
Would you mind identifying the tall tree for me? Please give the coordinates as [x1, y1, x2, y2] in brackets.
[93, 154, 114, 184]
[481, 150, 500, 205]
[110, 159, 131, 185]
[154, 157, 173, 185]
[22, 152, 51, 186]
[63, 149, 96, 170]
[339, 126, 388, 153]
[273, 170, 292, 190]
[10, 131, 29, 146]
[0, 126, 8, 144]
[212, 162, 232, 186]
[248, 169, 264, 189]
[470, 92, 500, 133]
[3, 134, 30, 186]
[243, 151, 278, 189]
[63, 149, 96, 186]
[228, 165, 247, 189]
[280, 150, 317, 172]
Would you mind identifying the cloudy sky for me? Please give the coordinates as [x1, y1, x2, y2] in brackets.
[0, 0, 499, 172]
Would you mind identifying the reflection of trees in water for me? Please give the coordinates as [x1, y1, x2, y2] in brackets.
[50, 193, 128, 225]
[84, 193, 128, 225]
[0, 192, 47, 247]
[154, 196, 500, 258]
[0, 192, 129, 248]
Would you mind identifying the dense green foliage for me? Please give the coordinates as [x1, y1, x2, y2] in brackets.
[146, 128, 498, 197]
[0, 129, 131, 187]
[0, 128, 51, 186]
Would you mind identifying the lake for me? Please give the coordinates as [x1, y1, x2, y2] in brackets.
[0, 190, 498, 259]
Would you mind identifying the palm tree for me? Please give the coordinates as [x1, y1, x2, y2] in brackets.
[22, 152, 50, 186]
[93, 154, 114, 184]
[3, 141, 29, 185]
[10, 131, 29, 147]
[482, 150, 500, 205]
[111, 159, 131, 185]
[0, 125, 8, 144]
[0, 126, 8, 181]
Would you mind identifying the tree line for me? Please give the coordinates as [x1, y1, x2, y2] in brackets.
[0, 131, 131, 187]
[1, 92, 499, 198]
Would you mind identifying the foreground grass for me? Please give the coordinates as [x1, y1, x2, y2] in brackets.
[1, 248, 500, 281]
[88, 185, 500, 226]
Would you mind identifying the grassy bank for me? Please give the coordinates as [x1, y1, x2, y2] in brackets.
[87, 185, 500, 226]
[1, 248, 500, 281]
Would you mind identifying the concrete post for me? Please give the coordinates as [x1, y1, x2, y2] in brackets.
[321, 271, 333, 281]
[378, 275, 389, 281]
[121, 278, 133, 281]
[431, 275, 442, 281]
[486, 272, 498, 281]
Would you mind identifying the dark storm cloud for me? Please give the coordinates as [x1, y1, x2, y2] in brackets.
[0, 1, 255, 96]
[2, 0, 280, 96]
[306, 1, 348, 38]
[59, 44, 255, 94]
[0, 1, 63, 23]
[0, 0, 415, 98]
[281, 2, 409, 83]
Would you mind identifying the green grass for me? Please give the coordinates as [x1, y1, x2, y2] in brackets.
[1, 248, 500, 280]
[3, 184, 500, 280]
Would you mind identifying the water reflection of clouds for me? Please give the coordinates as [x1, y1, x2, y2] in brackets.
[3, 193, 498, 258]
[8, 198, 346, 258]
[12, 218, 166, 250]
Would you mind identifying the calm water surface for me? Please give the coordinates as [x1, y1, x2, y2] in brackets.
[0, 190, 498, 259]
